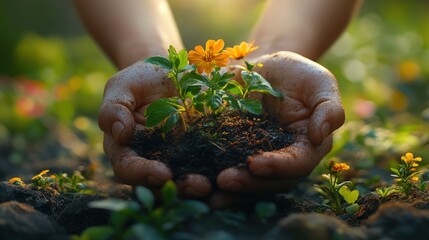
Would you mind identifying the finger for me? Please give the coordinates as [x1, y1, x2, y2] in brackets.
[308, 99, 345, 146]
[247, 132, 333, 178]
[98, 91, 136, 146]
[98, 62, 174, 145]
[104, 134, 172, 187]
[176, 174, 212, 198]
[217, 168, 298, 195]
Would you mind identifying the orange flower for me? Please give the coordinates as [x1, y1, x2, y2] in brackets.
[401, 152, 422, 164]
[332, 163, 350, 172]
[188, 39, 230, 74]
[224, 41, 258, 60]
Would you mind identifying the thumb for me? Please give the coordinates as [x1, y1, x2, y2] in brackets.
[308, 98, 345, 146]
[98, 81, 136, 146]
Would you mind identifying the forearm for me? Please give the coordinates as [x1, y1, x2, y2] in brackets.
[250, 0, 361, 61]
[73, 0, 183, 69]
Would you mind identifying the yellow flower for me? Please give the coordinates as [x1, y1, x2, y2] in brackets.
[188, 39, 230, 74]
[398, 60, 420, 82]
[411, 176, 419, 182]
[224, 41, 258, 60]
[31, 169, 50, 180]
[9, 177, 24, 185]
[332, 163, 350, 172]
[401, 152, 422, 164]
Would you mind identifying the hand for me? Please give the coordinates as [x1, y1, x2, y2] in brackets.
[212, 51, 345, 207]
[99, 61, 217, 198]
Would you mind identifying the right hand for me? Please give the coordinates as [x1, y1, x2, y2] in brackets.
[98, 61, 214, 197]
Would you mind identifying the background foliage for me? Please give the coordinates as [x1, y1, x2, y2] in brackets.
[0, 0, 428, 181]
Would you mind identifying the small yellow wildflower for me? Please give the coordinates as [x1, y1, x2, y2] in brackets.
[9, 177, 24, 185]
[31, 169, 49, 180]
[332, 163, 350, 172]
[224, 41, 259, 60]
[188, 39, 230, 74]
[411, 176, 419, 182]
[401, 152, 422, 164]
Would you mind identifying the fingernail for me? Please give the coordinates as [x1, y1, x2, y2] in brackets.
[112, 121, 124, 143]
[321, 122, 331, 140]
[222, 181, 243, 191]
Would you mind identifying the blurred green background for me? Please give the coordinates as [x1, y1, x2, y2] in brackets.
[0, 0, 428, 180]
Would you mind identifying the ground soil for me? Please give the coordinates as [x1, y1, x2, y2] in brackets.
[130, 111, 294, 182]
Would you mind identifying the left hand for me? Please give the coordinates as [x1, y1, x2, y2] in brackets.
[208, 51, 345, 207]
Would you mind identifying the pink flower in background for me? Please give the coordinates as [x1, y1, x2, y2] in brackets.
[15, 96, 46, 117]
[15, 79, 46, 96]
[353, 99, 376, 119]
[14, 78, 49, 118]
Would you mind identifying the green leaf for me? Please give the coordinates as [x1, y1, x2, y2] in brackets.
[255, 201, 277, 219]
[241, 71, 283, 98]
[161, 112, 180, 133]
[168, 45, 178, 63]
[339, 186, 359, 204]
[224, 80, 244, 96]
[162, 180, 177, 207]
[211, 71, 235, 89]
[390, 168, 400, 176]
[78, 226, 115, 240]
[128, 223, 163, 240]
[345, 203, 360, 215]
[144, 56, 172, 70]
[239, 98, 262, 115]
[135, 186, 154, 210]
[177, 49, 188, 69]
[245, 61, 255, 71]
[89, 199, 134, 211]
[180, 71, 209, 96]
[206, 91, 223, 111]
[144, 98, 184, 130]
[174, 200, 210, 218]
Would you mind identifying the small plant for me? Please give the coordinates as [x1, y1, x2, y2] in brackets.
[8, 177, 24, 186]
[314, 160, 360, 214]
[30, 169, 53, 189]
[254, 201, 277, 223]
[374, 186, 400, 199]
[144, 39, 282, 133]
[390, 152, 426, 194]
[75, 180, 209, 240]
[8, 169, 95, 194]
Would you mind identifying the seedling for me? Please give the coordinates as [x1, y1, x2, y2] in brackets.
[374, 186, 400, 199]
[76, 180, 209, 240]
[314, 159, 360, 214]
[8, 169, 95, 194]
[391, 152, 426, 194]
[144, 39, 282, 133]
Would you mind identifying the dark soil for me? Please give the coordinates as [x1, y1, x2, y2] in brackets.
[130, 111, 294, 181]
[0, 182, 109, 235]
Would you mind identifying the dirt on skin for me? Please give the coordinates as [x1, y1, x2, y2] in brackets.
[130, 111, 294, 182]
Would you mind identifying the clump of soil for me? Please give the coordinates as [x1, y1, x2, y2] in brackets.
[130, 111, 294, 181]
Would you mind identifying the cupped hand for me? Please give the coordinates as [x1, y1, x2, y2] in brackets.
[213, 51, 345, 207]
[99, 61, 212, 196]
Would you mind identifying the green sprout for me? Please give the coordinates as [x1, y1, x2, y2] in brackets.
[75, 180, 209, 240]
[374, 186, 400, 199]
[144, 39, 282, 133]
[11, 169, 96, 194]
[314, 160, 360, 214]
